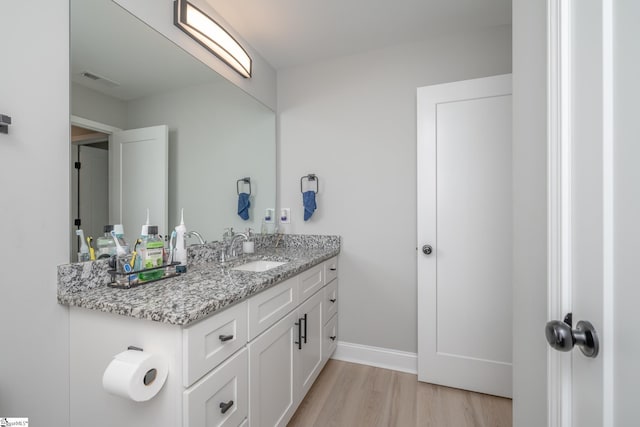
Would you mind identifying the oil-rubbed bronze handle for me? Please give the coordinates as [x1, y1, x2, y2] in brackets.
[330, 298, 336, 303]
[330, 336, 336, 341]
[220, 400, 234, 414]
[219, 334, 234, 342]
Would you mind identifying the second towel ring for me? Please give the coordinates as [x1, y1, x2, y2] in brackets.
[300, 174, 319, 194]
[237, 177, 251, 195]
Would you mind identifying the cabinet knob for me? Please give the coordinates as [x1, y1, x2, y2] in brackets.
[330, 298, 337, 303]
[330, 336, 336, 341]
[219, 334, 234, 342]
[219, 400, 234, 414]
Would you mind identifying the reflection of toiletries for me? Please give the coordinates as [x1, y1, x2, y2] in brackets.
[76, 229, 90, 262]
[174, 208, 187, 266]
[87, 237, 96, 261]
[110, 230, 127, 257]
[140, 208, 150, 237]
[168, 230, 177, 265]
[96, 225, 116, 258]
[113, 224, 129, 253]
[139, 226, 164, 281]
[130, 239, 142, 268]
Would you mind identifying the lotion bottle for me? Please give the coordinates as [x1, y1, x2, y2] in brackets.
[174, 208, 187, 266]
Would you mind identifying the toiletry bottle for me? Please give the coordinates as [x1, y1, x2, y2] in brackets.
[174, 208, 187, 266]
[113, 224, 129, 254]
[96, 225, 116, 259]
[76, 229, 90, 262]
[139, 226, 164, 281]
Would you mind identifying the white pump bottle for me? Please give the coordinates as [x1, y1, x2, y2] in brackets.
[174, 208, 188, 266]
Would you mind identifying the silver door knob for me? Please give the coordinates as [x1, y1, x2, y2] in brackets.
[545, 317, 599, 358]
[422, 245, 433, 255]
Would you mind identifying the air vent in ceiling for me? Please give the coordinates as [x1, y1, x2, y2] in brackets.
[80, 71, 120, 87]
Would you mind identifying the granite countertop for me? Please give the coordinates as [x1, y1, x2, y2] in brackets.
[57, 235, 340, 327]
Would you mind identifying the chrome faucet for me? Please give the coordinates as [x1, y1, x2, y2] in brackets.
[227, 232, 249, 258]
[185, 230, 206, 245]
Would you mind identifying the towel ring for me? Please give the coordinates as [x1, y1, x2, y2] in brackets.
[300, 174, 319, 194]
[237, 177, 251, 195]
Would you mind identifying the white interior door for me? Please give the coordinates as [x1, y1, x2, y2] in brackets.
[78, 145, 109, 252]
[417, 74, 512, 398]
[547, 1, 615, 425]
[110, 125, 168, 241]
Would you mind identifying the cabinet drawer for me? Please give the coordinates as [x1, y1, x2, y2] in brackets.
[184, 348, 248, 427]
[298, 263, 324, 303]
[323, 313, 338, 362]
[323, 279, 338, 323]
[183, 301, 248, 387]
[324, 257, 338, 284]
[248, 277, 299, 341]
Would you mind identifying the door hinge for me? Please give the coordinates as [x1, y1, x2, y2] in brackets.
[74, 218, 81, 227]
[74, 161, 81, 169]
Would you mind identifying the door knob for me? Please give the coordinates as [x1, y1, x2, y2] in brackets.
[545, 316, 599, 358]
[422, 245, 433, 255]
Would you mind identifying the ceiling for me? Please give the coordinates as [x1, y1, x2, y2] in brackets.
[71, 0, 220, 101]
[205, 0, 512, 69]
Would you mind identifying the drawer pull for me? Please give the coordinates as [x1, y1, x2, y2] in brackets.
[295, 319, 302, 350]
[219, 400, 234, 414]
[329, 267, 337, 271]
[219, 334, 234, 342]
[330, 298, 336, 303]
[330, 336, 337, 341]
[302, 313, 308, 344]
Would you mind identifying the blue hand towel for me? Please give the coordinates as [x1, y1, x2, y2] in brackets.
[303, 191, 316, 221]
[238, 192, 251, 220]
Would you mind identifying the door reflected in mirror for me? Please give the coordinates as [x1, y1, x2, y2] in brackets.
[69, 0, 276, 261]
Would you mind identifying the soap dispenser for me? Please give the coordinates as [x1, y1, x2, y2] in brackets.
[174, 208, 187, 266]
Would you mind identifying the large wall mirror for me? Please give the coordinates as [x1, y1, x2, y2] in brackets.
[69, 0, 276, 261]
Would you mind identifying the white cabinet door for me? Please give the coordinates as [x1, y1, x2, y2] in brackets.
[248, 277, 299, 341]
[248, 311, 298, 427]
[183, 301, 248, 387]
[298, 263, 324, 302]
[295, 289, 324, 402]
[183, 348, 248, 427]
[323, 313, 338, 363]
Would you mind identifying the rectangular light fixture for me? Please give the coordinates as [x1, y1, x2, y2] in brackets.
[174, 0, 252, 78]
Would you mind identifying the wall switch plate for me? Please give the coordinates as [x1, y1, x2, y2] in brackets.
[265, 208, 275, 223]
[280, 208, 290, 224]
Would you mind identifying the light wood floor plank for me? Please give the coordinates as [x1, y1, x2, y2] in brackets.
[288, 359, 512, 427]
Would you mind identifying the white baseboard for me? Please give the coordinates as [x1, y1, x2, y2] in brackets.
[331, 341, 417, 375]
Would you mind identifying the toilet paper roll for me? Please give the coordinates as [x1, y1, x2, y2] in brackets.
[102, 349, 168, 402]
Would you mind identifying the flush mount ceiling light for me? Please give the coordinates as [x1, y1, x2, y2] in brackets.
[173, 0, 252, 78]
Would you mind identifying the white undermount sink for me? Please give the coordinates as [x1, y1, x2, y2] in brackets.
[231, 260, 287, 272]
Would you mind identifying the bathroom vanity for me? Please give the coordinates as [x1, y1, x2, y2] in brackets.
[58, 234, 340, 427]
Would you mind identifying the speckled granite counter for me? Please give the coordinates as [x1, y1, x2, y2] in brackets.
[57, 234, 340, 326]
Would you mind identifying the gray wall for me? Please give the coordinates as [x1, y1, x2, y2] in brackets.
[127, 81, 276, 241]
[277, 25, 512, 353]
[71, 83, 127, 129]
[512, 0, 548, 425]
[0, 0, 70, 425]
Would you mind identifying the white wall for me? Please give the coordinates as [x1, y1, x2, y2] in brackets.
[277, 25, 512, 353]
[0, 0, 70, 424]
[512, 0, 548, 425]
[127, 81, 276, 240]
[71, 83, 127, 129]
[113, 0, 277, 110]
[614, 1, 640, 424]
